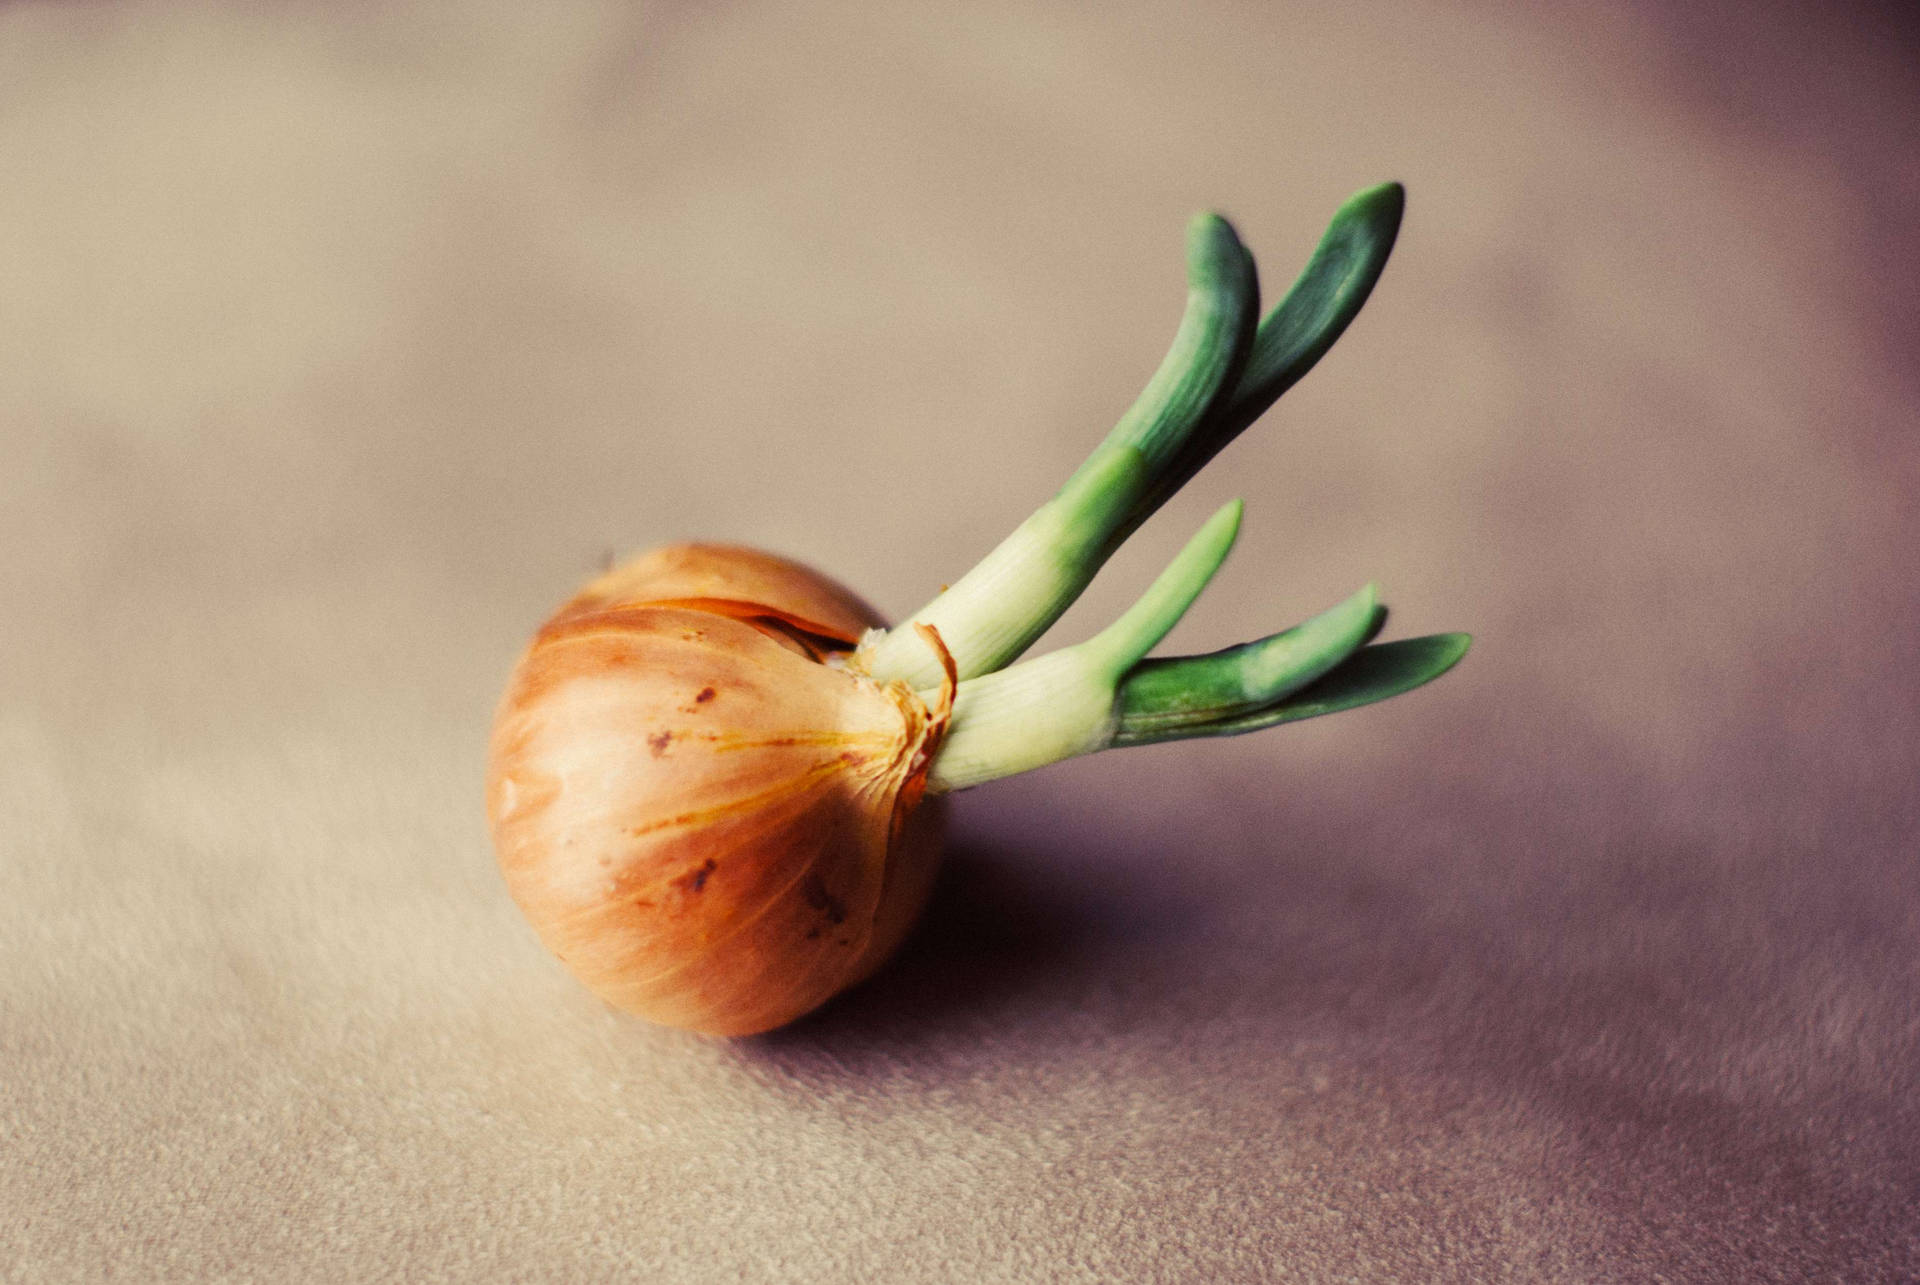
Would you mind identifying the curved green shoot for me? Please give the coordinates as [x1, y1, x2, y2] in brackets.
[1112, 633, 1472, 748]
[1112, 582, 1381, 739]
[1116, 182, 1405, 540]
[863, 185, 1406, 691]
[858, 213, 1259, 689]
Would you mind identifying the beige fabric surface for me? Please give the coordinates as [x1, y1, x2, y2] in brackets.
[5, 1, 1918, 1279]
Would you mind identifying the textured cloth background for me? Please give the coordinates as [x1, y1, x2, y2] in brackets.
[4, 1, 1918, 1279]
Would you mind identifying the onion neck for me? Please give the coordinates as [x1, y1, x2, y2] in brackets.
[922, 500, 1240, 792]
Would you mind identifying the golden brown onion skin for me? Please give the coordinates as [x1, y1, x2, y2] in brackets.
[486, 544, 950, 1036]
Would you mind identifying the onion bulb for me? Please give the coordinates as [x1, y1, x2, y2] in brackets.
[487, 184, 1470, 1035]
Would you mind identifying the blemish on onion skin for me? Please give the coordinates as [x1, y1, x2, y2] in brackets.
[696, 686, 717, 704]
[802, 874, 846, 925]
[675, 858, 718, 894]
[648, 730, 674, 756]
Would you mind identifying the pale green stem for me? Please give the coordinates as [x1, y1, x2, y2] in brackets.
[857, 214, 1258, 689]
[924, 502, 1241, 793]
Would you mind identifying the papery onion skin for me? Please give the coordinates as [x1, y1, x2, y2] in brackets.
[486, 544, 950, 1036]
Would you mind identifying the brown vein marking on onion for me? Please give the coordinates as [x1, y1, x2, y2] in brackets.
[486, 184, 1470, 1036]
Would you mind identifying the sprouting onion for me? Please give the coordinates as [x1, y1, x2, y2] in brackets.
[486, 183, 1469, 1036]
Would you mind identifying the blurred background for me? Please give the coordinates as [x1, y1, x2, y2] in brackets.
[4, 0, 1917, 1278]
